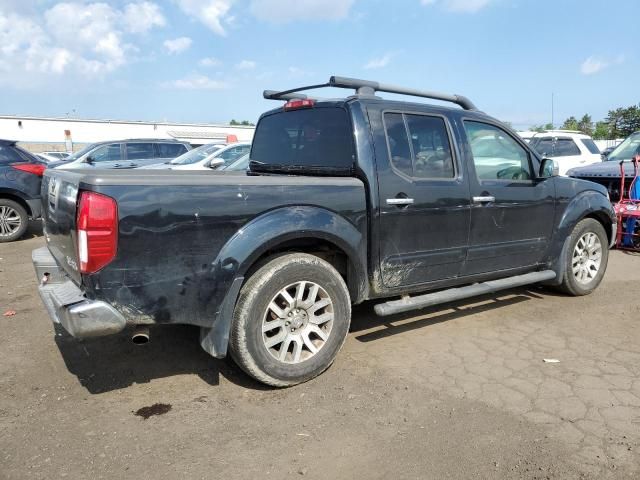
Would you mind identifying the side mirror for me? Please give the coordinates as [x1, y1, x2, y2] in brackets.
[540, 158, 559, 178]
[85, 155, 94, 164]
[207, 159, 224, 169]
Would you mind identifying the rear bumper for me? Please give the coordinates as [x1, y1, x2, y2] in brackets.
[32, 246, 126, 338]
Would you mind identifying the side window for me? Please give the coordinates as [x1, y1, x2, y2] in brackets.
[405, 114, 454, 178]
[384, 112, 414, 177]
[90, 144, 121, 163]
[581, 138, 600, 154]
[554, 138, 581, 156]
[218, 145, 250, 162]
[0, 145, 24, 164]
[464, 121, 532, 181]
[532, 138, 554, 156]
[156, 143, 187, 158]
[126, 143, 154, 160]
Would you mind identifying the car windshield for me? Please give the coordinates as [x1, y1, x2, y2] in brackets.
[608, 132, 640, 162]
[170, 143, 223, 165]
[221, 153, 250, 171]
[65, 144, 96, 161]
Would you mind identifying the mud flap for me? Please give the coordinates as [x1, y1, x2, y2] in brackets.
[199, 276, 244, 358]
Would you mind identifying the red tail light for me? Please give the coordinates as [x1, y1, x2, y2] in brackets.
[11, 162, 46, 177]
[284, 99, 315, 111]
[76, 191, 118, 274]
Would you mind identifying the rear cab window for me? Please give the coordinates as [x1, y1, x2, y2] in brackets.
[250, 106, 355, 175]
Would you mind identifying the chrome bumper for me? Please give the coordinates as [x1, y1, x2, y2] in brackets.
[32, 246, 126, 338]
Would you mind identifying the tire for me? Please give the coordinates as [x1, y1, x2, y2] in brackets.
[229, 253, 351, 387]
[0, 199, 28, 243]
[557, 218, 609, 296]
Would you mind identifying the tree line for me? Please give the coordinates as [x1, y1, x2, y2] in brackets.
[530, 104, 640, 139]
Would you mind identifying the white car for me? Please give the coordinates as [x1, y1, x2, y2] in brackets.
[42, 151, 70, 160]
[144, 142, 251, 170]
[529, 131, 602, 176]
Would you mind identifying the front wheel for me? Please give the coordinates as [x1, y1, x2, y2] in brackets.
[558, 218, 609, 296]
[229, 253, 351, 387]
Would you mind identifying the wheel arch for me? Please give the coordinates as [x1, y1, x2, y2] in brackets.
[0, 188, 33, 217]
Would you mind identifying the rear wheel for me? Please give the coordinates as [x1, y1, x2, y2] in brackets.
[558, 218, 609, 296]
[0, 199, 28, 243]
[229, 253, 351, 387]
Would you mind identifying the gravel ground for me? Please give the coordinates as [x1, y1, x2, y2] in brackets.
[1, 224, 639, 479]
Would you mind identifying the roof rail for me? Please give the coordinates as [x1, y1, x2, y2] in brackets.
[263, 75, 478, 111]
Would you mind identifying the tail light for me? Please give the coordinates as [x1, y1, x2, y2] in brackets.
[284, 99, 315, 111]
[76, 191, 118, 274]
[11, 163, 46, 177]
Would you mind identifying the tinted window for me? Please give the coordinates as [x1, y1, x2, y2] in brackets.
[531, 137, 554, 156]
[157, 143, 187, 158]
[553, 138, 581, 156]
[90, 144, 121, 162]
[0, 145, 23, 164]
[385, 113, 455, 178]
[251, 107, 355, 172]
[126, 143, 155, 160]
[581, 139, 600, 154]
[464, 121, 531, 181]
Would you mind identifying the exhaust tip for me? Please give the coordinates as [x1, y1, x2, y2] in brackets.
[132, 326, 149, 345]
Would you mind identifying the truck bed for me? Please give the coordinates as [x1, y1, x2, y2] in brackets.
[42, 169, 367, 328]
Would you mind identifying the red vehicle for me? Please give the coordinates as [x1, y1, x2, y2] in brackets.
[614, 155, 640, 251]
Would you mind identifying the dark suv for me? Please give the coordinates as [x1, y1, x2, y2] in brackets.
[0, 139, 46, 242]
[55, 139, 191, 170]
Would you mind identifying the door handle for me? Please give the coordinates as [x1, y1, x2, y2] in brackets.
[386, 198, 414, 206]
[472, 196, 495, 203]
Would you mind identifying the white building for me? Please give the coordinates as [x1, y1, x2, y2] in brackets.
[0, 115, 255, 152]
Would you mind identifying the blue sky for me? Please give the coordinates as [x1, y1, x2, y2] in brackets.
[0, 0, 638, 129]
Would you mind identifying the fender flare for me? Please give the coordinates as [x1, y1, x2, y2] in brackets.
[200, 205, 368, 358]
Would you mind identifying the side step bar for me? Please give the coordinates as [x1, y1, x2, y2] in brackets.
[374, 270, 556, 317]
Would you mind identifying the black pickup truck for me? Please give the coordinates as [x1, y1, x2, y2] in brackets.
[34, 76, 616, 386]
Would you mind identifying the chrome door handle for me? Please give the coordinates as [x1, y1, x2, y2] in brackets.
[386, 198, 414, 206]
[473, 196, 495, 203]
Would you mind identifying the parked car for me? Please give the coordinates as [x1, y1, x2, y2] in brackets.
[55, 139, 191, 169]
[42, 151, 70, 160]
[0, 139, 46, 242]
[529, 131, 602, 175]
[33, 76, 615, 386]
[144, 142, 251, 170]
[36, 153, 63, 163]
[567, 131, 640, 200]
[601, 145, 617, 159]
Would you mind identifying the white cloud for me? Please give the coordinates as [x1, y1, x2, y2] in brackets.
[164, 74, 228, 89]
[175, 0, 233, 36]
[421, 0, 493, 13]
[580, 54, 625, 75]
[250, 0, 355, 23]
[364, 53, 393, 69]
[235, 59, 256, 70]
[0, 2, 166, 84]
[123, 1, 166, 33]
[199, 56, 221, 67]
[164, 36, 192, 54]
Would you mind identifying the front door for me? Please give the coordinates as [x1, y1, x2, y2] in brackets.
[460, 120, 556, 275]
[374, 110, 471, 288]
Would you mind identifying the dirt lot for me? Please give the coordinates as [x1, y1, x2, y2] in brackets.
[1, 225, 640, 479]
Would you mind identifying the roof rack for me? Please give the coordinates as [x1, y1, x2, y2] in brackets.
[263, 75, 478, 111]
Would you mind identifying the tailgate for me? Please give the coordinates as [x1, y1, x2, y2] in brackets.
[41, 170, 82, 285]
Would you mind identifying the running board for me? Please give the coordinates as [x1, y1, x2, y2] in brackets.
[374, 270, 556, 317]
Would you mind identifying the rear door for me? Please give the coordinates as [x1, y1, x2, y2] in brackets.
[124, 142, 155, 168]
[373, 109, 471, 288]
[461, 120, 555, 275]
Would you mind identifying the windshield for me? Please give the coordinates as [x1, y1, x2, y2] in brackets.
[65, 144, 96, 162]
[608, 132, 640, 162]
[170, 143, 223, 165]
[221, 153, 250, 171]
